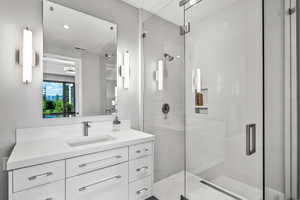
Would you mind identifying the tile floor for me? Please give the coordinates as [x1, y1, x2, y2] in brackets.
[153, 171, 262, 200]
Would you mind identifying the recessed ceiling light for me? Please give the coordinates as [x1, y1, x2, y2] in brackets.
[63, 24, 70, 30]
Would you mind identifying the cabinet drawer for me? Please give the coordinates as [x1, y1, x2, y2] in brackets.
[129, 156, 153, 182]
[13, 180, 65, 200]
[129, 142, 153, 160]
[129, 176, 152, 200]
[66, 147, 128, 177]
[13, 160, 65, 192]
[66, 162, 128, 200]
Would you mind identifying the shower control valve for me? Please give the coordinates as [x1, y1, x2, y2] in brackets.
[162, 103, 170, 119]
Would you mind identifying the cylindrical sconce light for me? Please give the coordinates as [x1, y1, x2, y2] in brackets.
[119, 51, 130, 89]
[123, 51, 130, 89]
[195, 68, 201, 92]
[192, 68, 202, 92]
[22, 28, 33, 84]
[155, 60, 164, 91]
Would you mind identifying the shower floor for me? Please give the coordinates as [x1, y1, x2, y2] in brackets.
[153, 171, 261, 200]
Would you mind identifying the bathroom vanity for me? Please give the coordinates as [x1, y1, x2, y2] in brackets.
[6, 121, 155, 200]
[6, 1, 156, 199]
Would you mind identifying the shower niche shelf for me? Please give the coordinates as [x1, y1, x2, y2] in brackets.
[195, 106, 208, 114]
[195, 88, 208, 114]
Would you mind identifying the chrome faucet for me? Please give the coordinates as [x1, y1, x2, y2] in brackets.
[82, 121, 92, 136]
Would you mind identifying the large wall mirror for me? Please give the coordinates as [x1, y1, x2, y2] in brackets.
[42, 0, 117, 118]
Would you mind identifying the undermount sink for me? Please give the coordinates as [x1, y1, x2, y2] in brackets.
[67, 135, 116, 147]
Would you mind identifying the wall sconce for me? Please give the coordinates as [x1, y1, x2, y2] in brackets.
[22, 28, 33, 84]
[155, 60, 164, 91]
[114, 86, 118, 103]
[119, 51, 130, 89]
[16, 27, 39, 84]
[192, 68, 202, 92]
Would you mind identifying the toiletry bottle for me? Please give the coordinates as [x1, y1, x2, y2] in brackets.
[195, 90, 204, 106]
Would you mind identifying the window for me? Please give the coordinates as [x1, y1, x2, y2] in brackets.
[42, 80, 76, 118]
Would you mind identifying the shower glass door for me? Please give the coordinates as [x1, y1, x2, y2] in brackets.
[184, 0, 264, 199]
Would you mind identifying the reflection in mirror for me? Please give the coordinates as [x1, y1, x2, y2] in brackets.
[42, 0, 117, 118]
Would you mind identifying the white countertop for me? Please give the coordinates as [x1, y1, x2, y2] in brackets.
[7, 129, 155, 170]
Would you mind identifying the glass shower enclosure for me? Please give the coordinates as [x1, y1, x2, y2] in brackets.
[142, 0, 264, 199]
[184, 0, 263, 199]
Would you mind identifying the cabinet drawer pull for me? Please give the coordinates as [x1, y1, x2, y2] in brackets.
[78, 155, 122, 168]
[28, 172, 53, 181]
[45, 198, 53, 200]
[78, 175, 122, 192]
[144, 148, 149, 152]
[136, 166, 149, 172]
[136, 188, 148, 195]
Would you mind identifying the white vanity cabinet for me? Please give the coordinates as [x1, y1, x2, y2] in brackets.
[8, 141, 154, 200]
[128, 142, 154, 200]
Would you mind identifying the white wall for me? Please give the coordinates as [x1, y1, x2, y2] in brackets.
[0, 1, 140, 200]
[142, 11, 185, 182]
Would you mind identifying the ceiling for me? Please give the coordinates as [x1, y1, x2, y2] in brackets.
[43, 0, 117, 55]
[120, 0, 241, 26]
[120, 0, 183, 25]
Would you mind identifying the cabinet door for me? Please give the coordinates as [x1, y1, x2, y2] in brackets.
[66, 163, 128, 200]
[13, 180, 65, 200]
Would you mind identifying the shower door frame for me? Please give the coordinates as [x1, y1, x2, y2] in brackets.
[284, 0, 297, 199]
[181, 0, 266, 199]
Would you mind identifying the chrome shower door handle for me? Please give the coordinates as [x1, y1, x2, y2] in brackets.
[246, 123, 256, 156]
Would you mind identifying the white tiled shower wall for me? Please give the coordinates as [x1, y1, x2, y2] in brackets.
[142, 10, 185, 182]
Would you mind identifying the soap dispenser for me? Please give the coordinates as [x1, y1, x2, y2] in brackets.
[112, 115, 121, 131]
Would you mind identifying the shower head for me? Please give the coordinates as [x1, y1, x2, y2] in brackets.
[164, 53, 174, 62]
